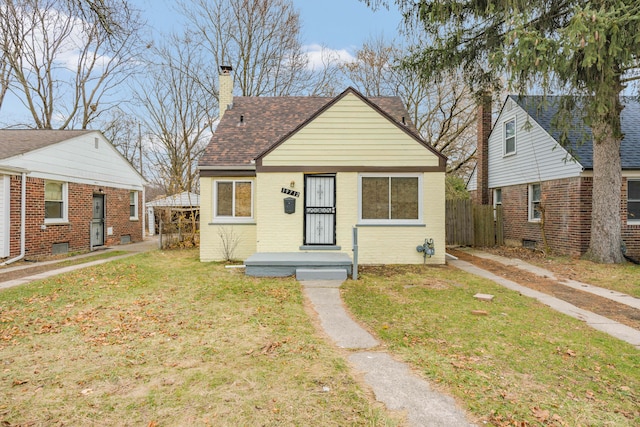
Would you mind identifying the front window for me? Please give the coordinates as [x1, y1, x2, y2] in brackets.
[628, 180, 640, 223]
[359, 174, 421, 224]
[44, 181, 67, 223]
[528, 183, 541, 222]
[129, 191, 138, 220]
[504, 118, 516, 155]
[214, 180, 253, 221]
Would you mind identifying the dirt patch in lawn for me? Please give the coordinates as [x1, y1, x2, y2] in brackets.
[448, 248, 640, 331]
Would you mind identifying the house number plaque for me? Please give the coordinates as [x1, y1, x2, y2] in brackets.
[281, 188, 300, 197]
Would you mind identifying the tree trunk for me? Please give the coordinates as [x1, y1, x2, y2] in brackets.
[587, 119, 624, 263]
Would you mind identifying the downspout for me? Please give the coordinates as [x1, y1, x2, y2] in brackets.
[1, 172, 27, 265]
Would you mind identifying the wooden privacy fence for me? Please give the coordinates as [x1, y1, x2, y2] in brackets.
[446, 199, 504, 247]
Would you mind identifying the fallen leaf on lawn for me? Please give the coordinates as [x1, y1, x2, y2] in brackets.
[585, 390, 595, 400]
[12, 379, 28, 386]
[531, 406, 549, 421]
[80, 388, 93, 395]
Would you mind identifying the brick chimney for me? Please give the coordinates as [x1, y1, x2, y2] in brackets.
[476, 93, 492, 205]
[218, 65, 233, 119]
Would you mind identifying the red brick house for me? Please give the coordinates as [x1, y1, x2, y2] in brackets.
[0, 130, 146, 261]
[468, 95, 640, 260]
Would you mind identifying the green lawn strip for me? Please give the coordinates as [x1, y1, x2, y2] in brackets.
[535, 256, 640, 298]
[342, 265, 640, 426]
[0, 250, 400, 426]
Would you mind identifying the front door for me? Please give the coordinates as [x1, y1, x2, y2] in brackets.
[91, 194, 105, 247]
[304, 174, 336, 245]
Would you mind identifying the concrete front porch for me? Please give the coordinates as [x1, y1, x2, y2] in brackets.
[244, 252, 352, 280]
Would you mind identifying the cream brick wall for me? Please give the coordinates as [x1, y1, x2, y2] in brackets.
[199, 176, 257, 262]
[256, 172, 305, 252]
[349, 172, 446, 265]
[254, 171, 445, 264]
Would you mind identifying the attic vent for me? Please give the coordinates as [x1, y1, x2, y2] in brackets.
[401, 116, 406, 125]
[239, 115, 244, 125]
[94, 137, 99, 149]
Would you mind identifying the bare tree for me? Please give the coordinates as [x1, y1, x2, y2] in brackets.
[0, 0, 144, 129]
[100, 106, 142, 171]
[135, 33, 217, 195]
[179, 0, 309, 98]
[342, 36, 477, 177]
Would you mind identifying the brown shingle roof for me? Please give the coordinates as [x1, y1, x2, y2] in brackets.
[0, 129, 94, 160]
[198, 87, 426, 168]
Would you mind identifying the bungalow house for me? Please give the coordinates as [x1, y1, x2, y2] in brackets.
[198, 67, 447, 275]
[468, 95, 640, 259]
[0, 129, 146, 262]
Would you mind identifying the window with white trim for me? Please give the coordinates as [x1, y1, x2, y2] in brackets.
[129, 191, 138, 220]
[504, 118, 516, 155]
[359, 174, 422, 224]
[214, 180, 253, 221]
[44, 181, 68, 223]
[628, 180, 640, 223]
[528, 183, 541, 222]
[493, 188, 502, 219]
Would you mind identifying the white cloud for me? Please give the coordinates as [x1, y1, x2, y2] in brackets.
[303, 44, 355, 70]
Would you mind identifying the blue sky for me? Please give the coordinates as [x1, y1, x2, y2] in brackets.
[133, 0, 404, 61]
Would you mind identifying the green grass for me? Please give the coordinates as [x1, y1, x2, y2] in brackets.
[539, 256, 640, 298]
[0, 249, 400, 426]
[342, 264, 640, 426]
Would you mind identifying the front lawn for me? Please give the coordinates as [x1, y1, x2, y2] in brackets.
[0, 250, 399, 426]
[342, 264, 640, 426]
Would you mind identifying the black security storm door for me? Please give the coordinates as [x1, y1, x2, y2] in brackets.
[304, 174, 336, 245]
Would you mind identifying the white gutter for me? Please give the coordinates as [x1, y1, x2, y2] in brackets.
[1, 172, 27, 265]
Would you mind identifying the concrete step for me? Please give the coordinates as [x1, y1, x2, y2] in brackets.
[296, 268, 348, 281]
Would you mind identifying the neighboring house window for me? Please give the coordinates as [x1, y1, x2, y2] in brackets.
[130, 191, 138, 220]
[214, 180, 253, 220]
[493, 188, 502, 219]
[504, 118, 516, 155]
[359, 174, 422, 224]
[628, 180, 640, 223]
[44, 181, 67, 223]
[528, 183, 541, 222]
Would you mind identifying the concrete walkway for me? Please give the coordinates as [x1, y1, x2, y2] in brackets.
[301, 279, 475, 427]
[0, 237, 158, 290]
[448, 250, 640, 349]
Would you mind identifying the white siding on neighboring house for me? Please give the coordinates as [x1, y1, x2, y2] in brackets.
[488, 98, 584, 188]
[0, 175, 9, 257]
[0, 132, 144, 190]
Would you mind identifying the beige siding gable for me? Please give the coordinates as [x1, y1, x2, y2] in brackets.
[262, 93, 439, 167]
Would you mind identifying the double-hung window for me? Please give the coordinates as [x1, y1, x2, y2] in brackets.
[493, 188, 502, 219]
[528, 183, 541, 222]
[504, 118, 516, 156]
[628, 180, 640, 223]
[359, 174, 422, 224]
[129, 191, 139, 220]
[214, 180, 253, 221]
[44, 181, 67, 223]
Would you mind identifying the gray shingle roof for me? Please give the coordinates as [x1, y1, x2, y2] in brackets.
[198, 87, 429, 168]
[509, 95, 640, 169]
[0, 129, 94, 160]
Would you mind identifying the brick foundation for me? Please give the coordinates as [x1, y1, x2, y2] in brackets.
[8, 176, 142, 259]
